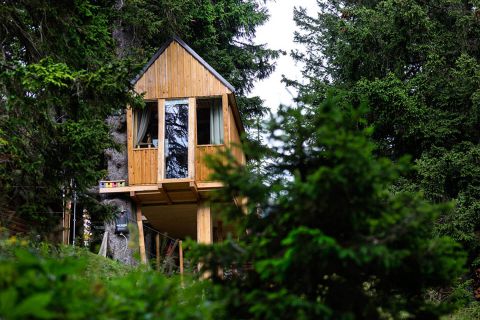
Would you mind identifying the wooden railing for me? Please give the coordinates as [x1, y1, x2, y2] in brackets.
[129, 144, 243, 184]
[130, 148, 158, 185]
[0, 210, 29, 235]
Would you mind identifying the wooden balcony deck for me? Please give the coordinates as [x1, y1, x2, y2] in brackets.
[99, 181, 223, 205]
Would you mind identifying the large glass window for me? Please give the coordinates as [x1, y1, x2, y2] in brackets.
[196, 97, 223, 145]
[165, 99, 189, 179]
[134, 101, 158, 148]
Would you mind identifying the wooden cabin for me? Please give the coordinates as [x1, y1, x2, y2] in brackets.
[99, 37, 245, 262]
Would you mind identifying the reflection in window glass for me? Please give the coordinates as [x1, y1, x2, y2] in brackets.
[165, 100, 189, 179]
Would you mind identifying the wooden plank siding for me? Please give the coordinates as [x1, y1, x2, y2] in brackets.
[194, 98, 244, 182]
[128, 39, 246, 186]
[134, 41, 231, 99]
[130, 149, 158, 185]
[228, 105, 246, 166]
[195, 145, 225, 181]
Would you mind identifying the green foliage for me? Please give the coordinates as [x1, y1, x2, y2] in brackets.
[191, 96, 466, 319]
[0, 0, 277, 230]
[120, 0, 278, 92]
[0, 236, 220, 320]
[292, 0, 480, 287]
[0, 0, 136, 229]
[444, 303, 480, 320]
[119, 0, 279, 124]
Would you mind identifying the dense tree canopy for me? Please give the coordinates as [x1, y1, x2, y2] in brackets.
[0, 0, 278, 228]
[0, 0, 476, 318]
[118, 0, 279, 119]
[0, 0, 133, 225]
[292, 0, 480, 278]
[193, 96, 465, 319]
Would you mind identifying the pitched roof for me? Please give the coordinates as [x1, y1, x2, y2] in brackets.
[131, 36, 236, 93]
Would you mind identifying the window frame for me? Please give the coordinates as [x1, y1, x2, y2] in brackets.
[196, 96, 224, 146]
[133, 100, 159, 150]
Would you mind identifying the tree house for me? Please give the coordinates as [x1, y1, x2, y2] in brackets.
[99, 37, 245, 262]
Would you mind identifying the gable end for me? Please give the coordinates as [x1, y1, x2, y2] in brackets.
[131, 36, 235, 93]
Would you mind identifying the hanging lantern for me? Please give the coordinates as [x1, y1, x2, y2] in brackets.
[115, 209, 129, 235]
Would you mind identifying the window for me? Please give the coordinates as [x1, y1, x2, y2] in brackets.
[165, 99, 189, 179]
[196, 97, 224, 145]
[134, 101, 158, 148]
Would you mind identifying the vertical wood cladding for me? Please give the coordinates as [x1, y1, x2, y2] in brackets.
[134, 41, 231, 99]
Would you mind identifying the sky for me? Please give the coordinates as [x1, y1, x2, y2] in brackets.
[249, 0, 319, 112]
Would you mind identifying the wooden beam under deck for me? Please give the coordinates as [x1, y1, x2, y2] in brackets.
[101, 181, 224, 205]
[190, 181, 199, 201]
[99, 184, 159, 194]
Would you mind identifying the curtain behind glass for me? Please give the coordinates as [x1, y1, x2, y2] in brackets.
[135, 108, 150, 146]
[210, 100, 224, 144]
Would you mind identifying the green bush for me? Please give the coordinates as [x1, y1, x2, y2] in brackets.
[0, 236, 222, 319]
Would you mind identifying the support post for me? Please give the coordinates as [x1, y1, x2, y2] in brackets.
[72, 185, 77, 246]
[197, 200, 212, 278]
[197, 200, 212, 244]
[188, 97, 196, 179]
[156, 233, 160, 271]
[179, 240, 184, 275]
[158, 99, 165, 182]
[63, 200, 72, 245]
[136, 205, 147, 264]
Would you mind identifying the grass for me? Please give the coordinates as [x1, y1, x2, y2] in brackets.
[58, 245, 134, 279]
[443, 303, 480, 320]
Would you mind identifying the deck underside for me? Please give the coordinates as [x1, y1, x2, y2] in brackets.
[99, 181, 223, 205]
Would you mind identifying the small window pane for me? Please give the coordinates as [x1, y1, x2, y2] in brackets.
[197, 107, 210, 145]
[196, 97, 223, 145]
[134, 102, 158, 148]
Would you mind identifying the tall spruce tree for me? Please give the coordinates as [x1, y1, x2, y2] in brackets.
[292, 0, 480, 282]
[0, 0, 134, 227]
[193, 96, 465, 319]
[118, 0, 279, 124]
[0, 0, 277, 231]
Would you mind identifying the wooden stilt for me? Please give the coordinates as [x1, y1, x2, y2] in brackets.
[179, 240, 184, 275]
[197, 201, 212, 278]
[197, 200, 212, 244]
[63, 200, 72, 245]
[156, 233, 161, 271]
[136, 205, 147, 264]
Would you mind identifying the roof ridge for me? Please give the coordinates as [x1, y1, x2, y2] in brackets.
[130, 36, 235, 93]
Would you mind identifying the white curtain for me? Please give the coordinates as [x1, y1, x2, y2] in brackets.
[210, 100, 224, 144]
[135, 108, 150, 146]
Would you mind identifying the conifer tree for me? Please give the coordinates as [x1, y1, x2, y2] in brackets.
[292, 0, 480, 281]
[0, 0, 277, 230]
[194, 96, 466, 319]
